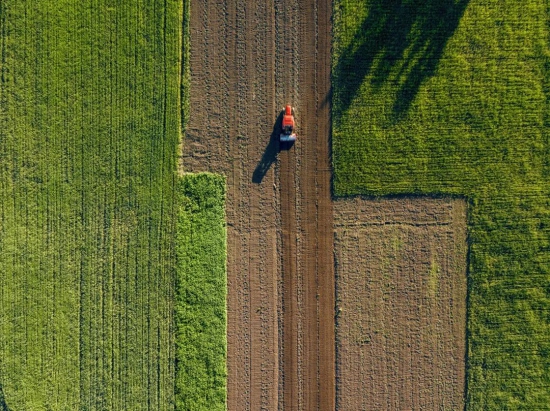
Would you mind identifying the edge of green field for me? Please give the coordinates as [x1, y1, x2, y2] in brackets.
[333, 0, 550, 408]
[176, 173, 227, 411]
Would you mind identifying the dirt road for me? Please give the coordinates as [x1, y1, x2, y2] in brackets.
[182, 0, 334, 409]
[277, 0, 334, 410]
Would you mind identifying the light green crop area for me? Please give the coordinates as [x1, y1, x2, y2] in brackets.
[0, 1, 182, 409]
[333, 0, 550, 408]
[176, 173, 227, 411]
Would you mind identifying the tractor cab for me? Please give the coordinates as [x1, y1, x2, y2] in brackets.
[280, 105, 297, 143]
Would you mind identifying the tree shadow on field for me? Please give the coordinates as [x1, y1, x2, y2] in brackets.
[335, 0, 469, 120]
[0, 384, 12, 411]
[252, 111, 287, 184]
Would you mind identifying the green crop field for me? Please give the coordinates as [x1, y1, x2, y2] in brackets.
[0, 1, 184, 409]
[176, 173, 227, 411]
[333, 0, 550, 408]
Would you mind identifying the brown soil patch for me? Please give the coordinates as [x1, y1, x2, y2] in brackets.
[183, 0, 334, 409]
[333, 197, 467, 410]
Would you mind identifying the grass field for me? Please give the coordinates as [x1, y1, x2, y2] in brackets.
[333, 0, 550, 408]
[0, 1, 182, 409]
[176, 173, 226, 411]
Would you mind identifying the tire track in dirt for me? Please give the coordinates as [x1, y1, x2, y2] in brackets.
[276, 0, 301, 408]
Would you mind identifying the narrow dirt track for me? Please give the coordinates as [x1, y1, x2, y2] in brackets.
[278, 0, 334, 409]
[183, 0, 334, 409]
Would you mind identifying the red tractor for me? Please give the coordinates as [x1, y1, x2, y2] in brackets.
[280, 105, 296, 142]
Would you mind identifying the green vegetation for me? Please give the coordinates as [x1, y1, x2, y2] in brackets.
[176, 173, 227, 411]
[333, 0, 550, 408]
[0, 1, 182, 409]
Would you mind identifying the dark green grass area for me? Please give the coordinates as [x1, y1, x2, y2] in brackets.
[176, 173, 227, 411]
[0, 1, 182, 409]
[333, 0, 550, 408]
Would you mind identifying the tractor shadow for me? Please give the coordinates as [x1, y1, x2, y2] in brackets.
[253, 111, 293, 184]
[334, 0, 469, 121]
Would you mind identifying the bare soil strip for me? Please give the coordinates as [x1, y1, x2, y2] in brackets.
[185, 0, 334, 408]
[279, 0, 335, 409]
[333, 197, 467, 410]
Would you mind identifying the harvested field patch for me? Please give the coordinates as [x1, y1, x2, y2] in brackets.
[334, 197, 467, 410]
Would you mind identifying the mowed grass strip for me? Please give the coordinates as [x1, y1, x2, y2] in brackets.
[333, 0, 550, 408]
[176, 173, 227, 411]
[0, 0, 182, 409]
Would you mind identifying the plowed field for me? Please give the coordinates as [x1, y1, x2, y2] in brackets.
[334, 197, 467, 410]
[183, 0, 333, 409]
[183, 0, 467, 410]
